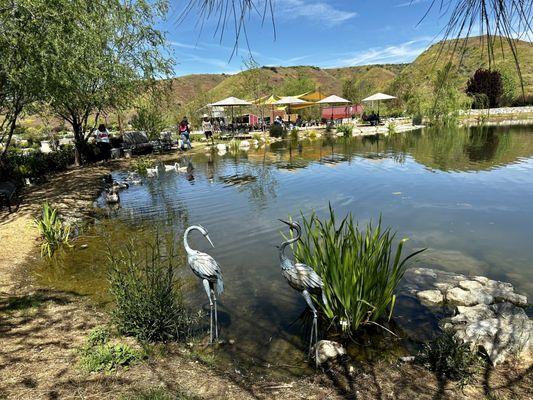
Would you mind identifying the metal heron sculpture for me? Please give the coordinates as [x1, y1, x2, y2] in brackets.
[279, 219, 326, 366]
[184, 225, 223, 343]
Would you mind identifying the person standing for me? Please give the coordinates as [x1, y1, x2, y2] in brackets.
[178, 117, 192, 150]
[202, 115, 214, 143]
[95, 123, 111, 160]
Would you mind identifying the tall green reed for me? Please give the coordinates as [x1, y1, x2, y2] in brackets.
[35, 202, 71, 258]
[292, 205, 425, 333]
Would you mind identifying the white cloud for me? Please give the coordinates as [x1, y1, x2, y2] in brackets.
[170, 41, 204, 50]
[330, 38, 431, 66]
[395, 0, 427, 7]
[278, 0, 357, 25]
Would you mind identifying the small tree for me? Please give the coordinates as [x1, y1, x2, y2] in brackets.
[342, 79, 359, 104]
[466, 69, 503, 109]
[44, 0, 172, 165]
[241, 58, 272, 129]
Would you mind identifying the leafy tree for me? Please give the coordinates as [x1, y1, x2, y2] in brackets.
[43, 0, 172, 165]
[498, 66, 518, 106]
[429, 63, 468, 126]
[241, 57, 272, 129]
[466, 69, 503, 108]
[342, 79, 358, 103]
[0, 0, 50, 168]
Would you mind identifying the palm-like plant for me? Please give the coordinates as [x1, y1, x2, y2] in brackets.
[35, 202, 71, 258]
[290, 206, 425, 333]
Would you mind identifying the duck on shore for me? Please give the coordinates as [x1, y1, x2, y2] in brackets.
[104, 188, 120, 204]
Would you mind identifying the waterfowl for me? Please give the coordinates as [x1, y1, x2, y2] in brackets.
[146, 166, 159, 177]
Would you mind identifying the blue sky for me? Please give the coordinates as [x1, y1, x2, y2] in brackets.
[161, 0, 517, 76]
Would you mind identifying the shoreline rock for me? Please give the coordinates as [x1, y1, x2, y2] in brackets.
[404, 267, 532, 365]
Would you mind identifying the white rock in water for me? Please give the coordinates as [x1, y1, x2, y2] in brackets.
[450, 304, 495, 324]
[459, 280, 484, 291]
[447, 287, 494, 306]
[216, 144, 227, 151]
[417, 290, 444, 304]
[485, 288, 528, 307]
[239, 140, 251, 148]
[312, 340, 346, 365]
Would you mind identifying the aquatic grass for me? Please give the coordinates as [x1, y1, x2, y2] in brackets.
[291, 205, 425, 333]
[35, 202, 71, 258]
[133, 157, 155, 175]
[336, 124, 353, 137]
[107, 236, 201, 342]
[387, 122, 397, 136]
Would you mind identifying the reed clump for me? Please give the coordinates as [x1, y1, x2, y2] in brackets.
[293, 206, 425, 332]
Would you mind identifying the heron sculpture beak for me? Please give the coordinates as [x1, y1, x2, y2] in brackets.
[205, 234, 215, 248]
[279, 219, 291, 226]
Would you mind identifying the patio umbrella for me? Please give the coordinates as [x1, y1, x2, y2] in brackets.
[273, 96, 310, 123]
[317, 95, 350, 122]
[209, 96, 252, 125]
[361, 93, 396, 115]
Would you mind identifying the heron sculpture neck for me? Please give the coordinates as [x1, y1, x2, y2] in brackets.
[279, 222, 301, 262]
[183, 225, 202, 255]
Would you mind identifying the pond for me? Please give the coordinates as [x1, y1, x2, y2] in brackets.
[35, 125, 533, 378]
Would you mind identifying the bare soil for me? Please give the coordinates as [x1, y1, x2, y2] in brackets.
[1, 156, 532, 400]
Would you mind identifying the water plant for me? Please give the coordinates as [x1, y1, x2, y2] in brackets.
[290, 128, 299, 140]
[308, 129, 318, 140]
[35, 202, 71, 258]
[79, 327, 145, 373]
[291, 206, 425, 333]
[107, 237, 200, 342]
[228, 139, 240, 153]
[387, 122, 397, 135]
[416, 331, 481, 387]
[336, 124, 353, 137]
[269, 123, 285, 138]
[133, 157, 155, 175]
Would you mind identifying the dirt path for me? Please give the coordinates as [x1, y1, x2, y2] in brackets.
[1, 155, 532, 400]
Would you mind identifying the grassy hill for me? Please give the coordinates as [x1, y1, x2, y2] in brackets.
[390, 36, 533, 100]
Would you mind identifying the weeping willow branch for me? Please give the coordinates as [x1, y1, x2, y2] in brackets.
[423, 0, 532, 97]
[180, 0, 275, 60]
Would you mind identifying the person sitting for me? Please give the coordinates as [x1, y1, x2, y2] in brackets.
[295, 114, 302, 127]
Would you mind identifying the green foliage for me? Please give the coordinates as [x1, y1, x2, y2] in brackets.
[342, 79, 359, 103]
[498, 66, 518, 106]
[79, 328, 144, 373]
[387, 123, 397, 135]
[2, 146, 73, 180]
[108, 237, 199, 342]
[292, 206, 425, 332]
[416, 332, 481, 387]
[131, 100, 166, 141]
[269, 124, 285, 138]
[132, 157, 155, 175]
[277, 71, 315, 96]
[466, 69, 503, 108]
[308, 129, 318, 140]
[35, 202, 71, 258]
[336, 124, 353, 137]
[289, 128, 299, 140]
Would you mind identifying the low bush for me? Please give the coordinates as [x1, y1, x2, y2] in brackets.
[336, 124, 353, 137]
[2, 146, 74, 181]
[132, 157, 155, 175]
[269, 124, 285, 138]
[416, 331, 481, 387]
[108, 238, 200, 342]
[35, 202, 72, 258]
[387, 123, 397, 135]
[308, 129, 318, 140]
[79, 328, 144, 373]
[289, 128, 299, 140]
[292, 206, 425, 333]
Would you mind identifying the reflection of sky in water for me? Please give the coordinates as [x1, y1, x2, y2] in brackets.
[76, 125, 533, 372]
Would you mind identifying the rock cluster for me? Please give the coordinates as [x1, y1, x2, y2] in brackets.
[312, 340, 346, 365]
[404, 267, 532, 365]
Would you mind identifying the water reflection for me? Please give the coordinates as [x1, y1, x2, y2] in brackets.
[34, 125, 533, 376]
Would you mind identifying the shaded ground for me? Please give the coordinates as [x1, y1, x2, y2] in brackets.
[0, 154, 532, 399]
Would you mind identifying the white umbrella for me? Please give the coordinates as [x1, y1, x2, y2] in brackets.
[274, 97, 309, 123]
[209, 97, 251, 126]
[317, 95, 350, 121]
[361, 93, 397, 115]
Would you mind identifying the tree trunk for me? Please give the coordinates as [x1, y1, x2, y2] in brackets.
[0, 111, 20, 170]
[72, 122, 84, 166]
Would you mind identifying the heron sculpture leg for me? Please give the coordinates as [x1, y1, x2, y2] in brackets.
[302, 290, 319, 367]
[202, 279, 214, 343]
[212, 287, 219, 340]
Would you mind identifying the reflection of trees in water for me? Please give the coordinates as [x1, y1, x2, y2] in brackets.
[392, 126, 533, 172]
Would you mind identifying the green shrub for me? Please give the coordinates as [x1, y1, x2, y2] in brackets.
[416, 331, 480, 387]
[336, 124, 353, 137]
[292, 206, 425, 333]
[289, 128, 299, 140]
[269, 124, 285, 138]
[108, 238, 199, 342]
[387, 123, 397, 135]
[35, 202, 71, 258]
[308, 129, 318, 140]
[80, 329, 144, 373]
[132, 157, 154, 175]
[2, 147, 74, 180]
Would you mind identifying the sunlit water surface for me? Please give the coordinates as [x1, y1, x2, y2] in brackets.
[35, 125, 533, 377]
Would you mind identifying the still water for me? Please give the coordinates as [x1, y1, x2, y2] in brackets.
[36, 125, 533, 375]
